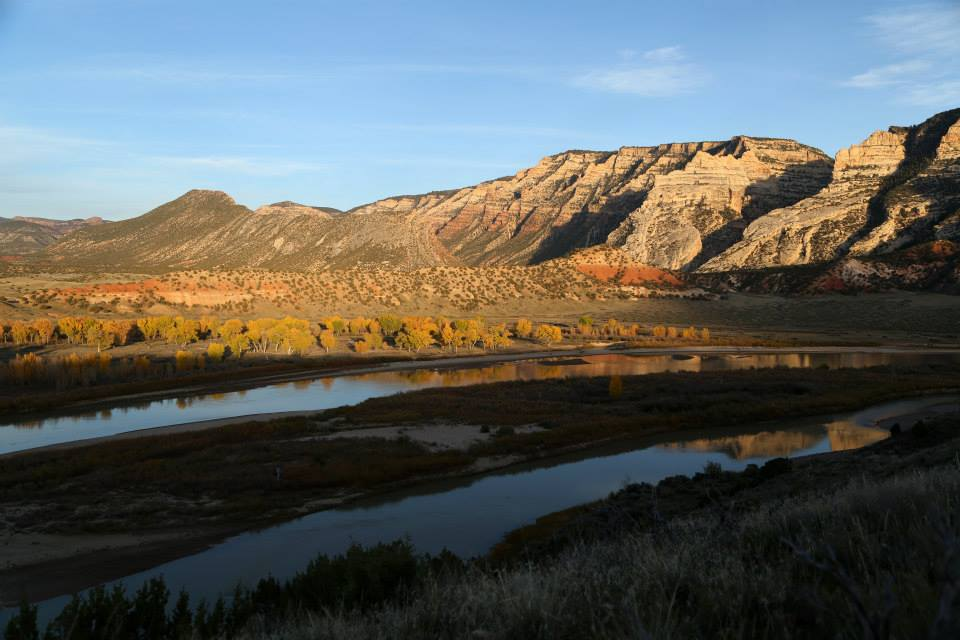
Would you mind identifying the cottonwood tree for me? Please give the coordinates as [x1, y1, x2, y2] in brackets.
[515, 318, 532, 338]
[318, 330, 337, 353]
[10, 321, 33, 345]
[578, 315, 594, 336]
[534, 324, 563, 345]
[377, 315, 402, 336]
[396, 328, 432, 352]
[207, 343, 226, 361]
[32, 319, 55, 344]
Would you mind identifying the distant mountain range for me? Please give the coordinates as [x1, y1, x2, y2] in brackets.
[13, 108, 960, 290]
[0, 216, 105, 257]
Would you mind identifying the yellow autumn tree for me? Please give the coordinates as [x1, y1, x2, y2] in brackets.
[515, 318, 532, 338]
[318, 330, 337, 353]
[207, 342, 226, 361]
[534, 324, 563, 345]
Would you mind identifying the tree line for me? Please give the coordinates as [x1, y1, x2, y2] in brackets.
[0, 315, 713, 384]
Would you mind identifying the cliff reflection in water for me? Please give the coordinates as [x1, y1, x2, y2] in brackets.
[659, 422, 889, 460]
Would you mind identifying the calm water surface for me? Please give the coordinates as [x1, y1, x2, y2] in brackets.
[3, 351, 957, 455]
[4, 392, 958, 628]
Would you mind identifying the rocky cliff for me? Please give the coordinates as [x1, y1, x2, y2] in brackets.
[702, 109, 960, 272]
[607, 137, 833, 270]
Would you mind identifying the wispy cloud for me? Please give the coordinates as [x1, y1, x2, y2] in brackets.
[45, 60, 544, 87]
[366, 154, 519, 170]
[844, 4, 960, 107]
[0, 121, 327, 182]
[65, 65, 299, 84]
[358, 123, 589, 138]
[0, 125, 114, 159]
[843, 60, 932, 88]
[146, 155, 328, 176]
[903, 80, 960, 107]
[573, 46, 707, 97]
[865, 4, 960, 56]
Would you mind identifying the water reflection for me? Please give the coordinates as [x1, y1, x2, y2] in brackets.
[2, 352, 957, 455]
[659, 424, 888, 459]
[6, 394, 953, 628]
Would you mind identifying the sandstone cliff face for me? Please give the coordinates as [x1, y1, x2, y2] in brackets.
[342, 144, 712, 267]
[607, 137, 833, 270]
[343, 138, 829, 269]
[702, 109, 960, 272]
[848, 114, 960, 254]
[700, 131, 908, 271]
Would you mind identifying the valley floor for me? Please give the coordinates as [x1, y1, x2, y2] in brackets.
[2, 363, 959, 605]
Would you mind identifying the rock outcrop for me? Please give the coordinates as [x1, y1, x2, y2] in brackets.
[607, 137, 833, 270]
[702, 109, 960, 272]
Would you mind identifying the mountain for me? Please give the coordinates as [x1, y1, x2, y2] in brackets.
[38, 108, 960, 286]
[45, 137, 832, 272]
[46, 190, 455, 271]
[702, 109, 960, 272]
[0, 216, 105, 256]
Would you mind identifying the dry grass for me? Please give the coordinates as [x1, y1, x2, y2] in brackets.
[244, 462, 960, 639]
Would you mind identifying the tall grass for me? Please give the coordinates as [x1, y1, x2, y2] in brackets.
[250, 466, 960, 639]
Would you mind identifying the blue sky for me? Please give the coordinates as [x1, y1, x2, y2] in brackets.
[1, 0, 958, 219]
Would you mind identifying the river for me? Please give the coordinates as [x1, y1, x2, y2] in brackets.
[3, 350, 957, 455]
[2, 350, 959, 629]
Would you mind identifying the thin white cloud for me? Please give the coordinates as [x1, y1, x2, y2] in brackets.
[904, 80, 960, 107]
[367, 155, 519, 170]
[866, 4, 960, 56]
[66, 65, 299, 84]
[573, 46, 707, 97]
[845, 4, 960, 108]
[642, 46, 684, 63]
[147, 155, 328, 176]
[45, 60, 545, 86]
[0, 125, 114, 159]
[358, 123, 590, 138]
[843, 60, 931, 88]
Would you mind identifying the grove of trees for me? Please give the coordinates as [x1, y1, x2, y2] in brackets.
[0, 313, 715, 388]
